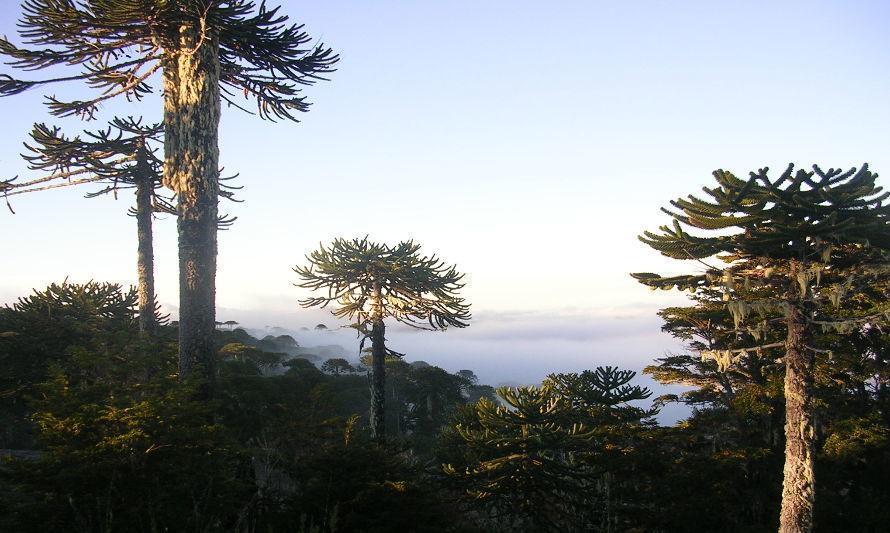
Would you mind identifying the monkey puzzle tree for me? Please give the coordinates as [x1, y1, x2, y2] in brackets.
[13, 118, 169, 335]
[645, 284, 789, 453]
[443, 367, 654, 532]
[0, 0, 337, 382]
[633, 164, 890, 533]
[5, 118, 241, 335]
[442, 384, 595, 532]
[294, 237, 471, 440]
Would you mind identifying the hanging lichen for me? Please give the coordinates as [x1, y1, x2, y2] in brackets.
[811, 265, 823, 288]
[700, 349, 742, 372]
[727, 300, 751, 330]
[827, 284, 845, 308]
[722, 269, 735, 301]
[795, 264, 825, 297]
[820, 316, 866, 335]
[631, 164, 890, 533]
[747, 319, 770, 341]
[796, 271, 808, 296]
[740, 298, 786, 317]
[820, 319, 861, 335]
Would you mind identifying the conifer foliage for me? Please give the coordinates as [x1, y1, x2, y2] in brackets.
[16, 118, 168, 334]
[0, 1, 338, 383]
[442, 367, 655, 532]
[7, 118, 241, 335]
[633, 164, 890, 532]
[294, 237, 471, 440]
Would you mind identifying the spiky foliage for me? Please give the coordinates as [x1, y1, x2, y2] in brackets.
[443, 367, 656, 533]
[4, 117, 241, 333]
[0, 1, 338, 121]
[0, 282, 251, 532]
[19, 119, 167, 202]
[644, 274, 890, 532]
[0, 0, 338, 383]
[633, 164, 890, 533]
[0, 281, 155, 449]
[14, 118, 239, 226]
[3, 119, 160, 206]
[543, 367, 658, 531]
[17, 118, 243, 222]
[295, 237, 471, 331]
[637, 164, 890, 261]
[546, 366, 652, 408]
[442, 384, 595, 532]
[645, 284, 787, 421]
[294, 237, 470, 440]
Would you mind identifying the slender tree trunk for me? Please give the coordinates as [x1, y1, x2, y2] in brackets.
[779, 260, 815, 533]
[426, 393, 435, 424]
[370, 317, 386, 441]
[162, 20, 221, 382]
[134, 145, 156, 336]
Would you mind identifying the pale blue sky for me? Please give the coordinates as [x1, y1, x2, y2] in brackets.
[1, 1, 888, 401]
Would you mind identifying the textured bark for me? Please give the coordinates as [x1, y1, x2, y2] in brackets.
[779, 260, 815, 533]
[370, 317, 386, 441]
[162, 22, 221, 381]
[134, 148, 156, 336]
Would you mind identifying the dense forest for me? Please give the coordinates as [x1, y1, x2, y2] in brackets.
[0, 273, 888, 532]
[1, 1, 889, 532]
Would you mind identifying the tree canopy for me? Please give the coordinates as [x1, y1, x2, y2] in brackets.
[295, 237, 471, 333]
[294, 236, 471, 440]
[0, 1, 338, 121]
[633, 163, 890, 532]
[0, 0, 338, 383]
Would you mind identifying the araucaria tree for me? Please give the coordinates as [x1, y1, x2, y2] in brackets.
[442, 367, 654, 532]
[633, 164, 890, 532]
[12, 118, 169, 334]
[294, 237, 471, 440]
[7, 118, 241, 335]
[0, 1, 338, 381]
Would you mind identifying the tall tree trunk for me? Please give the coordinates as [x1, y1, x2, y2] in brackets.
[779, 260, 815, 532]
[134, 145, 156, 336]
[162, 20, 221, 382]
[370, 317, 386, 441]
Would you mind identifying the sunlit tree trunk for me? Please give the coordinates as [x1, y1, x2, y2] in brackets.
[162, 21, 221, 382]
[370, 284, 386, 440]
[779, 260, 815, 533]
[134, 144, 156, 336]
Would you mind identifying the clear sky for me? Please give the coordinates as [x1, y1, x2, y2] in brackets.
[1, 1, 888, 411]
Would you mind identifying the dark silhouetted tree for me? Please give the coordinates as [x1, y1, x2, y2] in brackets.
[633, 164, 890, 532]
[294, 237, 471, 440]
[10, 118, 169, 334]
[5, 118, 241, 334]
[321, 357, 354, 376]
[0, 1, 338, 384]
[442, 367, 655, 533]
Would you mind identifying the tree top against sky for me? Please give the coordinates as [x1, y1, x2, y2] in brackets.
[0, 0, 339, 121]
[635, 164, 890, 293]
[294, 236, 471, 331]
